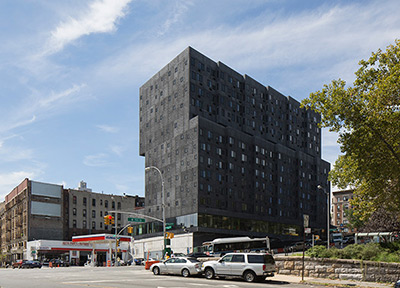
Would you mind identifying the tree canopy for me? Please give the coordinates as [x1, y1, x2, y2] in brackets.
[301, 40, 400, 221]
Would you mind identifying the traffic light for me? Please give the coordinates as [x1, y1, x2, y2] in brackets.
[116, 239, 120, 247]
[104, 215, 110, 225]
[127, 226, 133, 234]
[104, 215, 114, 225]
[164, 232, 174, 239]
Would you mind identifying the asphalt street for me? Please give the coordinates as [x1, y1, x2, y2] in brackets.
[0, 265, 327, 288]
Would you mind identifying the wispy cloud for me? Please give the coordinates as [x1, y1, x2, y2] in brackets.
[83, 153, 110, 167]
[158, 0, 193, 36]
[38, 84, 86, 108]
[93, 1, 400, 93]
[44, 0, 132, 55]
[0, 146, 34, 163]
[0, 84, 86, 135]
[97, 124, 119, 133]
[110, 145, 125, 157]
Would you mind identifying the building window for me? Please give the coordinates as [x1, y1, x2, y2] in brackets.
[72, 208, 76, 216]
[118, 202, 121, 210]
[112, 201, 115, 209]
[73, 220, 77, 228]
[105, 200, 108, 208]
[92, 221, 96, 229]
[73, 196, 77, 205]
[83, 197, 87, 206]
[92, 199, 96, 207]
[83, 221, 87, 229]
[83, 209, 86, 217]
[92, 210, 96, 218]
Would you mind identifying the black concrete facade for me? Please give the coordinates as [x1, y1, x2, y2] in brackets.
[139, 47, 330, 245]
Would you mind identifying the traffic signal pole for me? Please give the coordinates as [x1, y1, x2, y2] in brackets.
[114, 214, 117, 266]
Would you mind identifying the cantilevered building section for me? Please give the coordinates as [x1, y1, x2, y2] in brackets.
[139, 47, 330, 245]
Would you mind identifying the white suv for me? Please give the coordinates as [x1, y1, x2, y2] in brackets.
[201, 252, 276, 282]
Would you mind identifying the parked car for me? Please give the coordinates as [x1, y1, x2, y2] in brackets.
[343, 236, 355, 244]
[289, 242, 309, 252]
[150, 257, 202, 277]
[12, 260, 27, 269]
[21, 260, 42, 269]
[202, 252, 276, 283]
[134, 258, 145, 265]
[395, 279, 400, 288]
[186, 252, 209, 258]
[173, 253, 186, 257]
[50, 259, 69, 267]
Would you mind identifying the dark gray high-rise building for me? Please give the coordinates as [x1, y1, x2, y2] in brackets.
[139, 47, 330, 245]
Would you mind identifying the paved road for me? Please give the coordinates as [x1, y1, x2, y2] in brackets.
[0, 265, 326, 288]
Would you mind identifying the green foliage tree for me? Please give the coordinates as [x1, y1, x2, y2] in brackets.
[301, 40, 400, 221]
[344, 207, 365, 230]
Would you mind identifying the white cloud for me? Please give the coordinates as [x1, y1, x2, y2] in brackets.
[97, 125, 119, 133]
[38, 84, 87, 108]
[158, 0, 193, 36]
[44, 0, 132, 55]
[93, 1, 400, 93]
[110, 145, 125, 157]
[83, 153, 109, 167]
[0, 84, 86, 136]
[0, 171, 37, 201]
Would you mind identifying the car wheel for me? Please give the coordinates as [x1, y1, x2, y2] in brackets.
[243, 270, 256, 282]
[181, 268, 190, 277]
[204, 267, 215, 279]
[152, 266, 160, 275]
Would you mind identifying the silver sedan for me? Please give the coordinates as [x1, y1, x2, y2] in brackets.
[150, 257, 202, 277]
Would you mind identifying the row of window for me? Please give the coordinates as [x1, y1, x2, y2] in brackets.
[71, 220, 116, 230]
[71, 195, 121, 209]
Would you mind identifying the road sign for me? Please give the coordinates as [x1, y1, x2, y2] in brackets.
[128, 217, 145, 222]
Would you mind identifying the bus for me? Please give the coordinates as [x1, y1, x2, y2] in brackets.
[201, 236, 284, 257]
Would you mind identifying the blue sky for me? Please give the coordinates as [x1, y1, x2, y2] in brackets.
[1, 0, 399, 200]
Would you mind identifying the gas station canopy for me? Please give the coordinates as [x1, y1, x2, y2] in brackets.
[72, 234, 133, 244]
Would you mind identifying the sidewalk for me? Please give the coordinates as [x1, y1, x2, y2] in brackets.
[272, 274, 394, 288]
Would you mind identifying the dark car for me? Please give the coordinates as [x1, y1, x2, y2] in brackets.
[21, 260, 42, 269]
[50, 259, 69, 267]
[134, 258, 145, 265]
[12, 260, 27, 269]
[186, 252, 209, 258]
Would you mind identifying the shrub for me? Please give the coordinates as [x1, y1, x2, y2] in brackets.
[360, 243, 382, 260]
[306, 245, 330, 258]
[306, 243, 400, 263]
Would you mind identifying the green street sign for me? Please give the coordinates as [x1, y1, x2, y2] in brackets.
[128, 217, 145, 223]
[166, 225, 173, 230]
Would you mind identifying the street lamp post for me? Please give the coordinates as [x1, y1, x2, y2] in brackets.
[318, 185, 330, 249]
[145, 166, 166, 259]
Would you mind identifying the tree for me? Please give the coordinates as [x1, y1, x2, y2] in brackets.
[301, 40, 400, 221]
